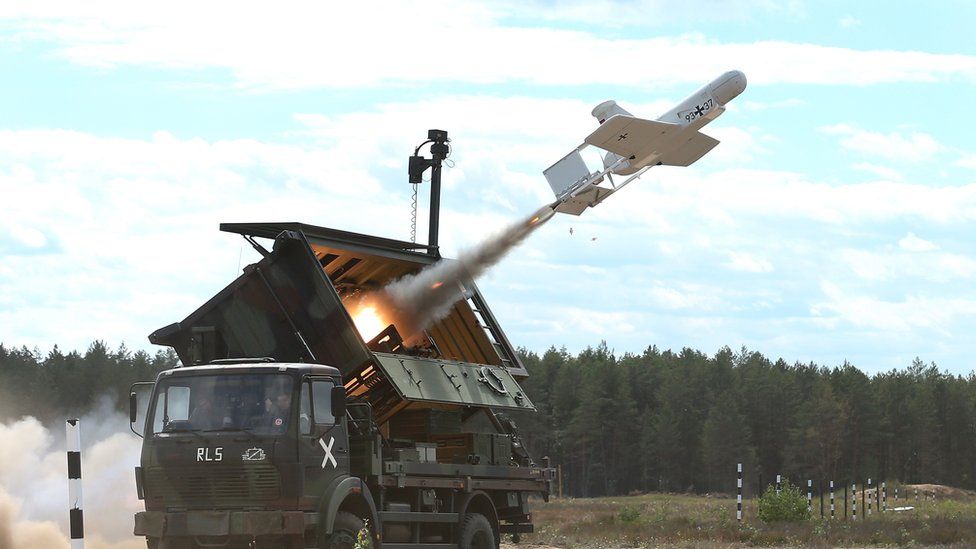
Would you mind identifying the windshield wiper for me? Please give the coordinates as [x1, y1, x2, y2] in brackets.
[161, 424, 207, 441]
[202, 426, 259, 437]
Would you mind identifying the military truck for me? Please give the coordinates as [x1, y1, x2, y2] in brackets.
[129, 223, 554, 549]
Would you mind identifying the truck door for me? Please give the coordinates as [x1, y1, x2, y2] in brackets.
[298, 377, 349, 500]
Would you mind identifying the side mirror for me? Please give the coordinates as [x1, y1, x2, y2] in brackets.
[129, 392, 138, 423]
[331, 386, 347, 419]
[129, 381, 155, 438]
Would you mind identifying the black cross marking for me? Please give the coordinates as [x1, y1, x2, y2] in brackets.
[694, 106, 704, 116]
[617, 132, 628, 141]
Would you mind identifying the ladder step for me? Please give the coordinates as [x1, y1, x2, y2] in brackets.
[379, 511, 459, 523]
[500, 523, 534, 533]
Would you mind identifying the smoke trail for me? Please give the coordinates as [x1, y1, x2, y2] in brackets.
[0, 495, 13, 549]
[355, 205, 555, 341]
[0, 490, 65, 549]
[0, 397, 145, 549]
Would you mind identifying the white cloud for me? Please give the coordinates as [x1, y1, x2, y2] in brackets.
[600, 167, 976, 227]
[725, 251, 773, 273]
[742, 98, 806, 111]
[935, 253, 976, 279]
[515, 304, 639, 336]
[839, 15, 861, 28]
[491, 0, 803, 27]
[838, 247, 976, 282]
[853, 162, 904, 181]
[2, 2, 976, 90]
[839, 249, 890, 281]
[5, 92, 976, 371]
[0, 94, 658, 352]
[0, 127, 420, 352]
[821, 124, 942, 162]
[899, 232, 939, 252]
[958, 153, 976, 169]
[812, 281, 976, 333]
[5, 225, 47, 249]
[703, 126, 768, 163]
[647, 283, 726, 310]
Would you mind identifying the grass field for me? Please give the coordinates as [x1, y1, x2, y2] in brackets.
[508, 485, 976, 548]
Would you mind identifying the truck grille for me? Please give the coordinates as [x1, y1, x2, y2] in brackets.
[144, 463, 281, 507]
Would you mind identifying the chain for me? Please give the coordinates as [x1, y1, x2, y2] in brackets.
[410, 183, 419, 243]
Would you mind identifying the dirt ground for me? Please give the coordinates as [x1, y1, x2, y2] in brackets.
[905, 483, 976, 500]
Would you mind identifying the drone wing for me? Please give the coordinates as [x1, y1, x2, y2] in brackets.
[544, 116, 715, 217]
[659, 131, 720, 167]
[584, 114, 680, 161]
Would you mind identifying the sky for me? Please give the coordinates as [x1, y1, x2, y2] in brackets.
[2, 0, 976, 374]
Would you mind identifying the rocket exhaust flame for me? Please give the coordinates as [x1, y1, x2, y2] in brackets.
[349, 205, 555, 342]
[351, 306, 388, 342]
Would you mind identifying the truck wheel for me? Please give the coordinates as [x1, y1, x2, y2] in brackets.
[458, 513, 495, 549]
[319, 511, 371, 549]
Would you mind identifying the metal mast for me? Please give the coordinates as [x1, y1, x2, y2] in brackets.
[408, 129, 450, 257]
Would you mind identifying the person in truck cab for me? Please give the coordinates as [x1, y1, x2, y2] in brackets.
[189, 391, 222, 430]
[254, 388, 291, 433]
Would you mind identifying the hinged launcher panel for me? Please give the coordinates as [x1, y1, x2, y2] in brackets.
[149, 223, 534, 424]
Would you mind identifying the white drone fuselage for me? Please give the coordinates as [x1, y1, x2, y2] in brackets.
[594, 70, 747, 175]
[543, 70, 747, 215]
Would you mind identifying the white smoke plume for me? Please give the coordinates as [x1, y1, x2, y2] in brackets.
[0, 397, 144, 549]
[353, 205, 555, 342]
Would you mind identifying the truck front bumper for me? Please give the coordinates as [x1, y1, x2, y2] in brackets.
[134, 510, 310, 538]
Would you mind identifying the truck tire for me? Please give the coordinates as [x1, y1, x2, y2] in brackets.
[319, 511, 371, 549]
[458, 513, 495, 549]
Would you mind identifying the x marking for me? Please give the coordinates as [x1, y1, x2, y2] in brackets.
[319, 436, 337, 469]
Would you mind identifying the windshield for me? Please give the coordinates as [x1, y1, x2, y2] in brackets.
[152, 374, 294, 436]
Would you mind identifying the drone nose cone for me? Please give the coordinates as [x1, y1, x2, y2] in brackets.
[710, 70, 747, 105]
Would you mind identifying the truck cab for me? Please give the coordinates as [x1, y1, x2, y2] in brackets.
[134, 361, 370, 548]
[131, 224, 554, 548]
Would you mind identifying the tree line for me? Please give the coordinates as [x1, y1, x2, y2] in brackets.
[509, 344, 976, 497]
[0, 341, 178, 423]
[2, 340, 974, 497]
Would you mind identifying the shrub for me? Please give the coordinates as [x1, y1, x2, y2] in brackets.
[354, 518, 371, 549]
[757, 480, 811, 522]
[619, 505, 641, 523]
